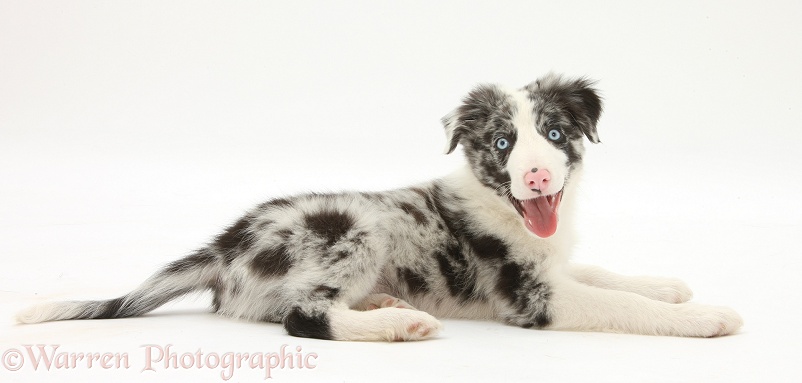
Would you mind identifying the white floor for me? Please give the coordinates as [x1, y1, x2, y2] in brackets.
[2, 1, 802, 382]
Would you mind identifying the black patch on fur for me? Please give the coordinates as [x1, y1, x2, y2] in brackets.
[497, 263, 526, 305]
[430, 184, 466, 235]
[398, 202, 428, 225]
[215, 217, 255, 253]
[467, 234, 508, 261]
[311, 285, 340, 300]
[101, 286, 194, 319]
[428, 184, 490, 301]
[534, 311, 551, 328]
[283, 307, 332, 340]
[304, 210, 355, 246]
[435, 244, 477, 301]
[398, 268, 430, 294]
[94, 297, 125, 319]
[561, 140, 582, 166]
[435, 250, 461, 296]
[431, 184, 508, 261]
[164, 250, 216, 274]
[496, 262, 552, 328]
[251, 245, 291, 277]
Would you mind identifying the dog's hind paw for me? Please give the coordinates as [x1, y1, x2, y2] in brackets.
[388, 311, 443, 341]
[353, 293, 418, 311]
[330, 306, 442, 341]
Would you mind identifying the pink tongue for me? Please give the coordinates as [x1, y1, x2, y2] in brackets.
[521, 195, 560, 238]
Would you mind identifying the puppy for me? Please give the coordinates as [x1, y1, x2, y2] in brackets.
[17, 74, 743, 341]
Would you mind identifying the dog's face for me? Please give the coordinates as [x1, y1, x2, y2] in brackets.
[442, 74, 602, 238]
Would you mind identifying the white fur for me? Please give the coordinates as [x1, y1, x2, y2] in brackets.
[329, 303, 442, 341]
[16, 302, 77, 324]
[566, 264, 694, 303]
[547, 276, 742, 337]
[506, 89, 569, 198]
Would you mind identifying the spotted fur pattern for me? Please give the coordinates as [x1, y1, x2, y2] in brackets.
[17, 74, 743, 340]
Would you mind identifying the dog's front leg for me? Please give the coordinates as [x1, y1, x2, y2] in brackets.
[545, 277, 743, 337]
[566, 263, 693, 303]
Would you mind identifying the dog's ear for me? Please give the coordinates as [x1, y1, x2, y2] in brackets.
[528, 75, 603, 144]
[441, 110, 464, 155]
[559, 77, 603, 144]
[441, 84, 507, 154]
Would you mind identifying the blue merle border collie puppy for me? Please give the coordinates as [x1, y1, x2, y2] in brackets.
[17, 74, 743, 341]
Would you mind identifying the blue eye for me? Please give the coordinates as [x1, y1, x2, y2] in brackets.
[548, 129, 562, 141]
[495, 137, 510, 150]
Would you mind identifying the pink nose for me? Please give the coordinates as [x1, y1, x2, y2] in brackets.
[524, 168, 551, 192]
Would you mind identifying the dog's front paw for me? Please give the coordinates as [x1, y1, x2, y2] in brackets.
[674, 304, 743, 337]
[639, 277, 694, 303]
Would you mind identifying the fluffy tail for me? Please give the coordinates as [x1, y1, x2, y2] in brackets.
[16, 250, 220, 324]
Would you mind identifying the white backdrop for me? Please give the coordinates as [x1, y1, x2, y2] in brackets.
[2, 1, 801, 382]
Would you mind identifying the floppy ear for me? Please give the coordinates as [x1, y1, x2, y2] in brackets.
[441, 84, 507, 154]
[562, 78, 603, 144]
[441, 110, 463, 154]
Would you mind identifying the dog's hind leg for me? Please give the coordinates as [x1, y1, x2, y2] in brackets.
[278, 259, 440, 341]
[328, 304, 441, 341]
[283, 292, 440, 341]
[276, 208, 441, 341]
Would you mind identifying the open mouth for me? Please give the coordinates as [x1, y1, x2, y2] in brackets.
[509, 189, 563, 238]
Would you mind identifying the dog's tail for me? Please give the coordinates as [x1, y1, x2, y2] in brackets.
[16, 250, 221, 324]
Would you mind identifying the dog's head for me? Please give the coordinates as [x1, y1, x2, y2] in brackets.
[442, 73, 602, 238]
